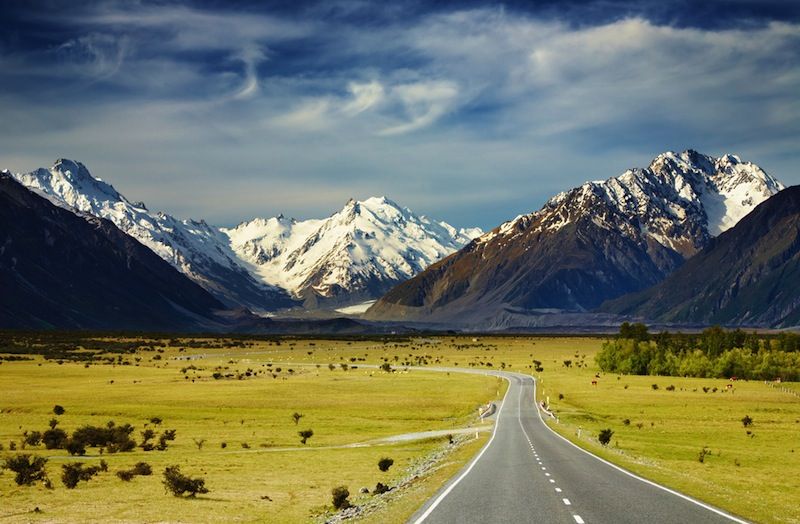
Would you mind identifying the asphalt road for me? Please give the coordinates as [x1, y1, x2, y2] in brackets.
[408, 370, 748, 524]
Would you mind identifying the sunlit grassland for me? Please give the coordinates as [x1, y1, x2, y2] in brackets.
[0, 340, 503, 523]
[2, 334, 799, 523]
[529, 340, 800, 524]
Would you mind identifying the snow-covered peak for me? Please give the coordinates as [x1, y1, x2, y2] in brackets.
[223, 196, 482, 301]
[494, 150, 784, 256]
[12, 159, 127, 215]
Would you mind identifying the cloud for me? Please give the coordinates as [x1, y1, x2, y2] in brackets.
[0, 3, 799, 230]
[379, 81, 461, 135]
[271, 99, 333, 131]
[342, 81, 385, 115]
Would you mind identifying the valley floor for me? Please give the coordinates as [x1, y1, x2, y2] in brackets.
[1, 334, 798, 523]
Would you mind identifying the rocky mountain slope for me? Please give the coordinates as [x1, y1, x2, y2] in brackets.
[223, 197, 481, 307]
[7, 160, 478, 311]
[601, 186, 800, 328]
[366, 150, 784, 326]
[0, 173, 226, 330]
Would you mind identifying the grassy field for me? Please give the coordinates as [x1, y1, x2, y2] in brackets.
[2, 335, 799, 523]
[0, 338, 503, 523]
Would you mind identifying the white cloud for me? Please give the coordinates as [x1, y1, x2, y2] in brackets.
[342, 80, 385, 115]
[379, 81, 461, 136]
[271, 99, 333, 131]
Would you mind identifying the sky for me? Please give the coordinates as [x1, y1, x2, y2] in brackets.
[0, 0, 798, 230]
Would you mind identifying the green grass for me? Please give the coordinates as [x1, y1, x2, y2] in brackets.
[532, 342, 800, 524]
[2, 334, 799, 523]
[0, 343, 503, 523]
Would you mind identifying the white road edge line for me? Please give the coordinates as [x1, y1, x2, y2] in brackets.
[411, 373, 513, 524]
[530, 374, 750, 524]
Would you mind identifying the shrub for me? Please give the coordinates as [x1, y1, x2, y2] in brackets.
[373, 482, 390, 495]
[651, 384, 659, 390]
[23, 431, 42, 446]
[42, 428, 68, 449]
[61, 462, 102, 489]
[378, 457, 394, 472]
[622, 419, 631, 426]
[163, 465, 208, 497]
[117, 462, 152, 481]
[298, 429, 314, 445]
[71, 423, 136, 453]
[157, 429, 177, 451]
[2, 454, 49, 486]
[331, 486, 350, 509]
[666, 385, 676, 391]
[742, 415, 753, 427]
[53, 405, 66, 416]
[698, 447, 711, 463]
[65, 438, 87, 456]
[292, 412, 304, 425]
[380, 362, 393, 373]
[598, 428, 614, 446]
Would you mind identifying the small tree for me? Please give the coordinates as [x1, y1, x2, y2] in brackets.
[292, 412, 304, 425]
[53, 405, 66, 416]
[298, 429, 314, 445]
[193, 438, 206, 450]
[378, 457, 394, 472]
[380, 362, 393, 373]
[331, 486, 350, 509]
[162, 465, 208, 497]
[2, 454, 49, 486]
[598, 428, 614, 446]
[742, 415, 753, 427]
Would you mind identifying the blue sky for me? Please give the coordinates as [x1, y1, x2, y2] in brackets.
[1, 0, 798, 229]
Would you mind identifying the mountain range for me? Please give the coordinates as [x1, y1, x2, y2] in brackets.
[2, 150, 796, 330]
[366, 150, 784, 327]
[7, 159, 480, 312]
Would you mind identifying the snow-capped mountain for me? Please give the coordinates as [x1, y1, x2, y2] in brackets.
[6, 159, 480, 311]
[223, 197, 482, 306]
[367, 150, 784, 325]
[7, 159, 294, 312]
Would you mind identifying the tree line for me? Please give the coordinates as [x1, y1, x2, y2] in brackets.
[597, 324, 800, 380]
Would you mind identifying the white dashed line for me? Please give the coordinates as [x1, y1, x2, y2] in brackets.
[573, 516, 585, 524]
[549, 479, 555, 483]
[555, 487, 562, 493]
[545, 473, 551, 477]
[563, 498, 572, 506]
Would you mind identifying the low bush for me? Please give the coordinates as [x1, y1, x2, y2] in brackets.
[331, 486, 350, 509]
[378, 457, 394, 472]
[598, 428, 614, 446]
[61, 462, 102, 489]
[163, 465, 208, 497]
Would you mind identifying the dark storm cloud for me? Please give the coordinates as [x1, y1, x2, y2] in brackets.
[0, 0, 798, 229]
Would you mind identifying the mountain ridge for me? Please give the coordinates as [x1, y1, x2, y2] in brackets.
[6, 160, 480, 311]
[366, 150, 784, 326]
